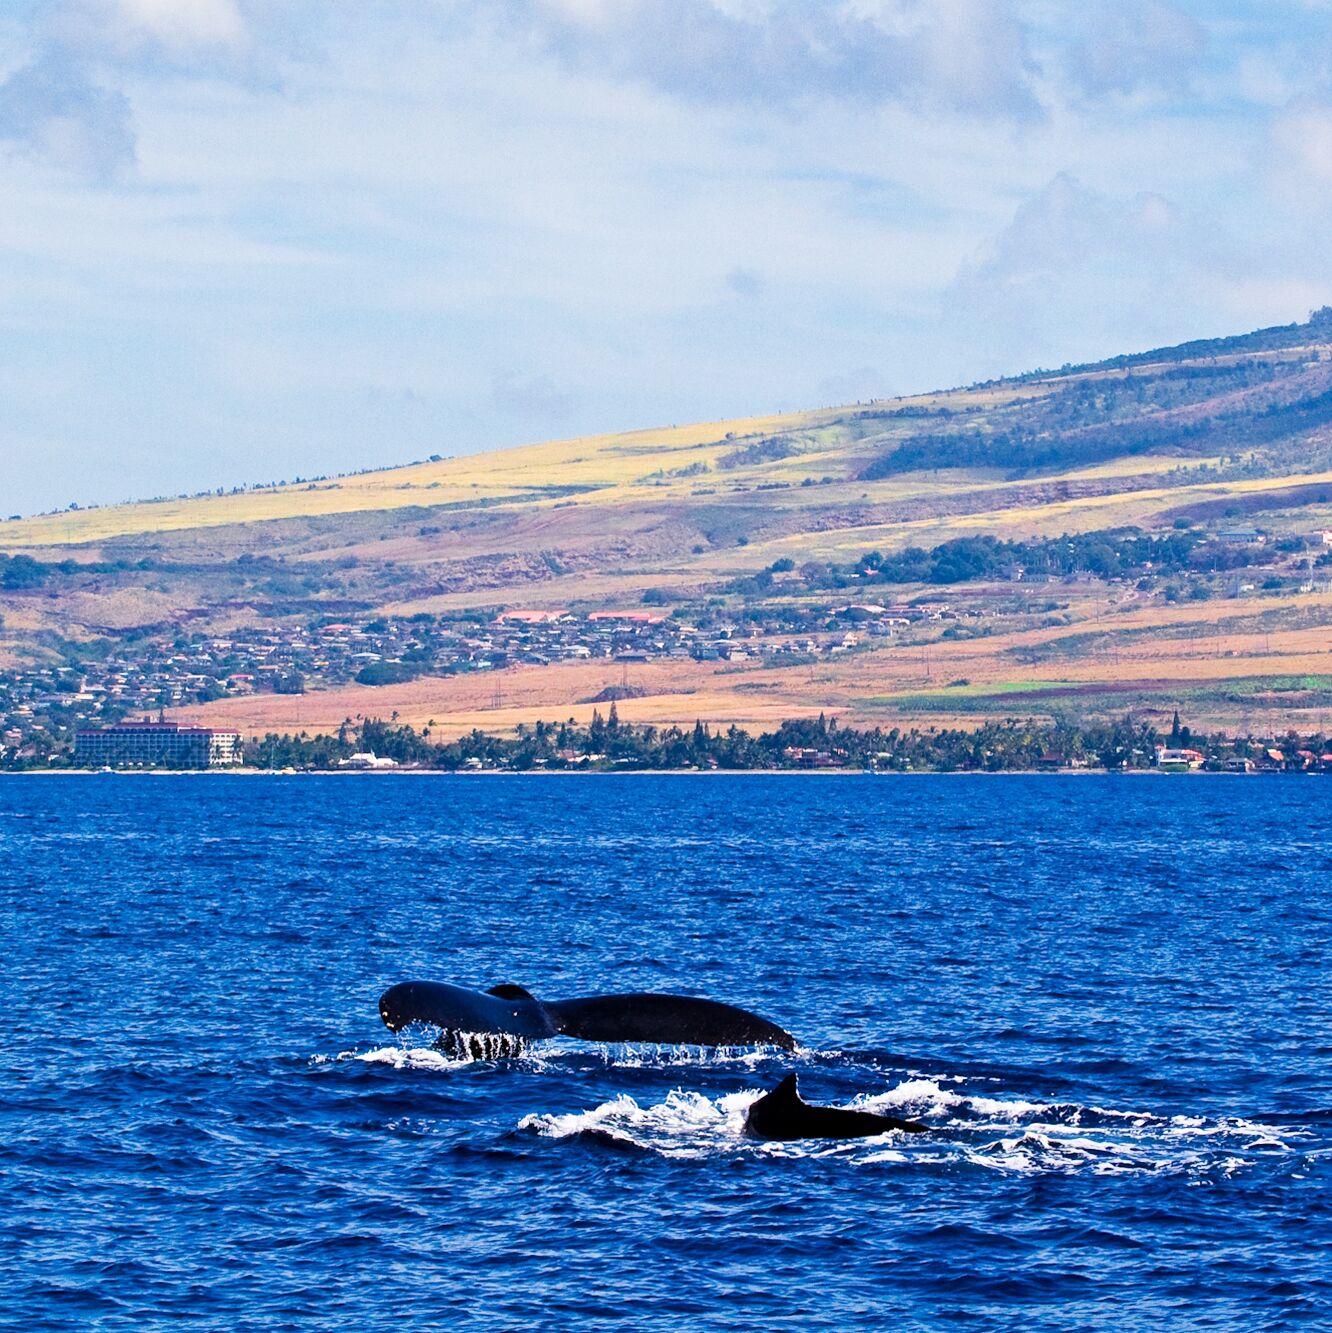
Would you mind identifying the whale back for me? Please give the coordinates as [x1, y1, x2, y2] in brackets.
[744, 1074, 805, 1139]
[546, 992, 797, 1050]
[745, 1074, 931, 1140]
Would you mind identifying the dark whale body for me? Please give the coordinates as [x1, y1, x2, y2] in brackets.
[745, 1074, 931, 1140]
[378, 980, 797, 1056]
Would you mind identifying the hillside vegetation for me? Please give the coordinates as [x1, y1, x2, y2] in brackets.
[4, 311, 1332, 750]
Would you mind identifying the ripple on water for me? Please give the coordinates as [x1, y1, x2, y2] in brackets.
[3, 774, 1330, 1332]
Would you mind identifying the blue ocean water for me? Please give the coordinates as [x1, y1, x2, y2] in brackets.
[2, 774, 1329, 1331]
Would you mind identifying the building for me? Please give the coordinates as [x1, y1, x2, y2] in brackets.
[335, 752, 399, 769]
[587, 611, 667, 625]
[1155, 746, 1206, 772]
[493, 609, 569, 624]
[74, 721, 243, 768]
[782, 746, 846, 768]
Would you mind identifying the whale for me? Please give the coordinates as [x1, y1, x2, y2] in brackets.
[378, 980, 797, 1057]
[744, 1074, 931, 1140]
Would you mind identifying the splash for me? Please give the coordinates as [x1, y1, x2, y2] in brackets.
[432, 1029, 529, 1061]
[519, 1074, 1303, 1175]
[345, 1045, 475, 1072]
[586, 1042, 813, 1069]
[520, 1088, 760, 1159]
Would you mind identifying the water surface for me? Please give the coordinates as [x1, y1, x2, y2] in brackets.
[3, 774, 1329, 1330]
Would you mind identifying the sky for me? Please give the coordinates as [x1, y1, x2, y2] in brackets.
[3, 1, 1332, 516]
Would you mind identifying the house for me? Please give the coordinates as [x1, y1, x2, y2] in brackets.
[1037, 752, 1088, 768]
[494, 609, 569, 624]
[588, 611, 666, 625]
[336, 752, 399, 769]
[1155, 747, 1205, 771]
[782, 746, 845, 768]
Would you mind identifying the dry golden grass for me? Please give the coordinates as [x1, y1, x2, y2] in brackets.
[8, 358, 1331, 583]
[170, 659, 802, 738]
[3, 403, 855, 547]
[9, 350, 1289, 553]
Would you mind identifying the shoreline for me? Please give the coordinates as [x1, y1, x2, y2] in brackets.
[0, 766, 1307, 777]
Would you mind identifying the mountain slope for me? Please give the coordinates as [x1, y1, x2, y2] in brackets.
[4, 313, 1332, 744]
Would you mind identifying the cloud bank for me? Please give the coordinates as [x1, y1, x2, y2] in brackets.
[3, 1, 1332, 512]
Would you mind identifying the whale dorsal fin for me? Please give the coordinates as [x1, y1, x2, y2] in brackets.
[487, 983, 535, 1002]
[771, 1073, 801, 1102]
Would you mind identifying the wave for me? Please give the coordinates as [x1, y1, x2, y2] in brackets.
[518, 1075, 1306, 1174]
[520, 1089, 758, 1159]
[317, 1046, 477, 1073]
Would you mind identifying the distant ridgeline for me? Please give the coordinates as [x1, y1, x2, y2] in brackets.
[860, 307, 1332, 478]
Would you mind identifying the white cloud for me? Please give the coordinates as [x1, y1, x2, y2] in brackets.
[1267, 98, 1332, 193]
[896, 0, 1036, 118]
[943, 171, 1203, 372]
[1063, 0, 1205, 99]
[115, 0, 245, 49]
[958, 171, 1178, 290]
[489, 0, 1041, 117]
[71, 0, 248, 56]
[0, 52, 135, 181]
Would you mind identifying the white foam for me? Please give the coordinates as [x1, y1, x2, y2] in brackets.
[352, 1045, 474, 1072]
[516, 1074, 1301, 1175]
[855, 1077, 1049, 1121]
[521, 1088, 757, 1158]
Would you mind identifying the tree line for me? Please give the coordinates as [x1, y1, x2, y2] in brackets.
[730, 527, 1289, 597]
[233, 710, 1326, 773]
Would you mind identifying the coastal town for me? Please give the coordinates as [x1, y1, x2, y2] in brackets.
[4, 527, 1332, 771]
[4, 519, 1332, 768]
[15, 707, 1332, 774]
[0, 598, 964, 763]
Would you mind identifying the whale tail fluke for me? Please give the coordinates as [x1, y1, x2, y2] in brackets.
[378, 979, 795, 1051]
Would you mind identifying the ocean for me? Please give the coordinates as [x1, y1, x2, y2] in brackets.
[3, 774, 1329, 1330]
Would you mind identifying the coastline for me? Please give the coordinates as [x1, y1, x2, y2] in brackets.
[0, 766, 1303, 777]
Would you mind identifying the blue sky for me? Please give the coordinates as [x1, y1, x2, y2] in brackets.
[3, 1, 1332, 516]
